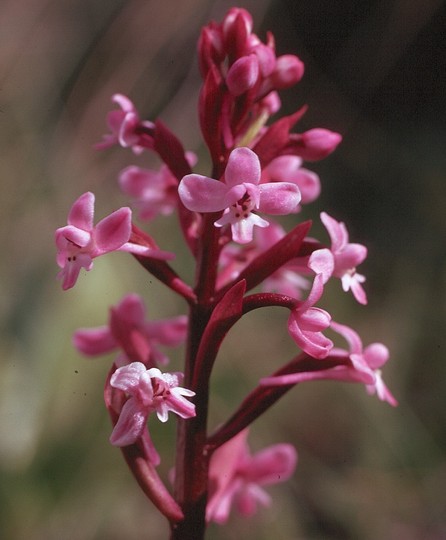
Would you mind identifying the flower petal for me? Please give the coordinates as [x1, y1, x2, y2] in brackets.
[73, 326, 116, 356]
[330, 321, 363, 354]
[109, 397, 148, 446]
[115, 294, 146, 326]
[110, 362, 148, 393]
[245, 444, 297, 486]
[228, 214, 269, 244]
[258, 182, 301, 214]
[144, 315, 188, 346]
[94, 207, 132, 254]
[225, 147, 261, 187]
[67, 192, 95, 230]
[288, 312, 332, 358]
[308, 248, 334, 283]
[56, 253, 93, 290]
[179, 174, 229, 212]
[55, 225, 91, 250]
[320, 212, 348, 252]
[335, 243, 368, 270]
[363, 343, 389, 370]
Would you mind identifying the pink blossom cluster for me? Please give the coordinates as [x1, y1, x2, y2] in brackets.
[55, 7, 396, 539]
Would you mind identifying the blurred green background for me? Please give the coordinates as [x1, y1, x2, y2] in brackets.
[1, 0, 445, 538]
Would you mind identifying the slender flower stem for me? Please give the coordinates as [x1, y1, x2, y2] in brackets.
[206, 353, 350, 450]
[171, 213, 222, 539]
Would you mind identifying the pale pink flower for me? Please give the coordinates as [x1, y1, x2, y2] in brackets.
[178, 147, 300, 244]
[109, 362, 195, 447]
[55, 192, 171, 290]
[207, 429, 297, 524]
[73, 293, 187, 366]
[287, 273, 333, 358]
[309, 212, 368, 304]
[96, 94, 154, 154]
[119, 152, 197, 221]
[262, 322, 396, 405]
[330, 321, 397, 406]
[119, 164, 179, 221]
[261, 155, 321, 207]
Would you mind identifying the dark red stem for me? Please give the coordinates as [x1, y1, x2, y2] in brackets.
[170, 213, 223, 540]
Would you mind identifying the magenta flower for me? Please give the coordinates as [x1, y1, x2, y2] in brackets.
[330, 321, 397, 406]
[96, 94, 154, 154]
[288, 273, 333, 358]
[109, 362, 196, 447]
[309, 212, 368, 304]
[73, 293, 188, 366]
[207, 429, 297, 524]
[55, 192, 172, 290]
[178, 147, 300, 244]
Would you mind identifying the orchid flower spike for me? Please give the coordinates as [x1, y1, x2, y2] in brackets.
[178, 147, 300, 244]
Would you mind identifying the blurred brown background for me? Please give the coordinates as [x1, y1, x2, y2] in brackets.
[1, 0, 445, 539]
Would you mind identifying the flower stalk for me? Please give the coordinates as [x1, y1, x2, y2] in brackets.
[55, 7, 396, 539]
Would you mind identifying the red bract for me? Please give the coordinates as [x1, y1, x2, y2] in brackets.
[56, 7, 395, 539]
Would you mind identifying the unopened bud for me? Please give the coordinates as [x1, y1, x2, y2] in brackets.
[300, 129, 342, 160]
[226, 54, 259, 96]
[270, 55, 305, 89]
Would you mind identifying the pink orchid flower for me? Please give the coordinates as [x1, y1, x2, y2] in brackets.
[73, 293, 188, 366]
[262, 322, 396, 405]
[96, 94, 154, 154]
[309, 212, 368, 304]
[178, 147, 301, 244]
[207, 429, 297, 524]
[330, 321, 397, 406]
[55, 192, 171, 290]
[288, 273, 333, 358]
[119, 152, 197, 222]
[261, 155, 321, 207]
[109, 362, 196, 447]
[119, 164, 180, 221]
